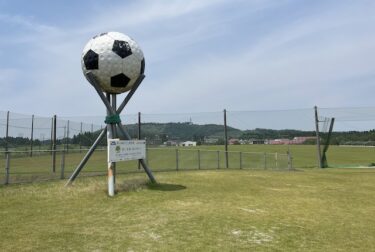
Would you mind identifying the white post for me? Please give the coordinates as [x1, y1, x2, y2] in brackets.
[108, 163, 115, 197]
[107, 93, 115, 197]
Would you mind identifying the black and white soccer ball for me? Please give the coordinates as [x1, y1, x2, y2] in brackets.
[81, 32, 145, 94]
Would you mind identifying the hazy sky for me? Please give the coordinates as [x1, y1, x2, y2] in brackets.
[0, 0, 374, 118]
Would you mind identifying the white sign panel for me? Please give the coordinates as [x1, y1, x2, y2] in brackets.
[108, 139, 146, 162]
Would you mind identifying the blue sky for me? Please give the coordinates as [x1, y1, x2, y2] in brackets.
[0, 0, 374, 118]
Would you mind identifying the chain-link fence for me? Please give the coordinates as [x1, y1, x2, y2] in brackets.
[0, 148, 292, 184]
[0, 108, 318, 152]
[1, 106, 375, 184]
[0, 111, 104, 153]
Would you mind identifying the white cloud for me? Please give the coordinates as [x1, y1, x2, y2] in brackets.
[0, 0, 374, 120]
[0, 13, 57, 33]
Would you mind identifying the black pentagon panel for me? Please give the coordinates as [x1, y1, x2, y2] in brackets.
[140, 58, 145, 75]
[112, 40, 132, 58]
[83, 50, 99, 70]
[111, 73, 131, 88]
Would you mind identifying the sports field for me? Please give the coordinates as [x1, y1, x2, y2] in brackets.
[1, 168, 375, 251]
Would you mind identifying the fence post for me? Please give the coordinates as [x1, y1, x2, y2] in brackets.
[30, 114, 34, 157]
[138, 112, 141, 139]
[91, 123, 94, 145]
[264, 152, 267, 169]
[314, 106, 322, 168]
[5, 111, 9, 153]
[52, 115, 57, 173]
[60, 149, 65, 179]
[4, 152, 10, 185]
[240, 152, 242, 169]
[79, 122, 83, 153]
[66, 121, 70, 153]
[176, 149, 179, 171]
[217, 150, 220, 169]
[198, 149, 201, 170]
[50, 116, 53, 155]
[275, 152, 278, 169]
[224, 109, 229, 168]
[288, 151, 293, 170]
[145, 138, 149, 166]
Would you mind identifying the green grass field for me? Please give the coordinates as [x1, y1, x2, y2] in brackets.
[1, 168, 375, 251]
[1, 144, 375, 184]
[1, 144, 375, 250]
[2, 145, 264, 184]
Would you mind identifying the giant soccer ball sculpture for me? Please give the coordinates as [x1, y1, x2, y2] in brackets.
[67, 32, 156, 196]
[81, 32, 145, 94]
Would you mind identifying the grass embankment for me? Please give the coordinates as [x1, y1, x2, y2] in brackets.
[1, 169, 375, 251]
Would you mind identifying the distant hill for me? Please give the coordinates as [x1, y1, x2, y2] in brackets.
[122, 123, 375, 146]
[123, 122, 243, 142]
[240, 128, 316, 140]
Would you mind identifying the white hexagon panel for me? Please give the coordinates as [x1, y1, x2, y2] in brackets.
[81, 32, 145, 94]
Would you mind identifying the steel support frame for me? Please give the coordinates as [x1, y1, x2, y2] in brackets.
[65, 73, 156, 192]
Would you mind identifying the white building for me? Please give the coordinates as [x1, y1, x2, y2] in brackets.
[180, 141, 197, 147]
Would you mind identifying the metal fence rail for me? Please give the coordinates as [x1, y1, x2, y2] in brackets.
[0, 148, 293, 185]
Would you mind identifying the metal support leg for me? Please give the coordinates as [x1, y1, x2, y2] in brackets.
[116, 75, 145, 114]
[139, 159, 156, 184]
[116, 122, 132, 140]
[69, 73, 156, 189]
[65, 128, 107, 186]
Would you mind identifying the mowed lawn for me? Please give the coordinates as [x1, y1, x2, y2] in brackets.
[1, 168, 375, 251]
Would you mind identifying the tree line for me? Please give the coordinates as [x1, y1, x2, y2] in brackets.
[1, 123, 375, 147]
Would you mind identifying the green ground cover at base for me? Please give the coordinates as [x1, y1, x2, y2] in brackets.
[1, 169, 375, 251]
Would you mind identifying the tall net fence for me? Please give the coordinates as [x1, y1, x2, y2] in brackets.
[0, 109, 317, 150]
[228, 109, 315, 131]
[0, 112, 105, 152]
[1, 106, 375, 184]
[316, 107, 375, 167]
[319, 107, 375, 130]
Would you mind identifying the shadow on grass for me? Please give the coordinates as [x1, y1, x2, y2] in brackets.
[115, 179, 149, 193]
[146, 182, 187, 191]
[113, 180, 187, 193]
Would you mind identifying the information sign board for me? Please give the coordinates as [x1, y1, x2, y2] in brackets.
[108, 139, 146, 162]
